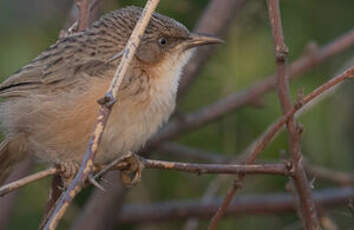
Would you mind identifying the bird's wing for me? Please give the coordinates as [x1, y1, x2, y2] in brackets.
[0, 46, 119, 98]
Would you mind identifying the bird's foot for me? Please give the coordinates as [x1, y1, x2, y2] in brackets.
[57, 161, 80, 188]
[119, 152, 144, 186]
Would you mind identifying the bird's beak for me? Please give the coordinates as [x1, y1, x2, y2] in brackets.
[184, 33, 224, 50]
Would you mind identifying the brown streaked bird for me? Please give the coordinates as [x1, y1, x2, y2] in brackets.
[0, 6, 222, 184]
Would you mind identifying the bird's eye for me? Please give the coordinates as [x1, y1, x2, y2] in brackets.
[159, 37, 167, 46]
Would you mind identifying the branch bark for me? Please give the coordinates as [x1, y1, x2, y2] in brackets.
[69, 172, 127, 230]
[116, 187, 354, 224]
[0, 158, 292, 198]
[267, 1, 319, 228]
[41, 1, 161, 229]
[75, 0, 90, 32]
[206, 2, 354, 228]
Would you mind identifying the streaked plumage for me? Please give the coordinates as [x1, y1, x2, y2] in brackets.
[0, 6, 221, 184]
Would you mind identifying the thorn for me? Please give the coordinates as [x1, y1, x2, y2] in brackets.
[88, 175, 105, 192]
[309, 177, 316, 189]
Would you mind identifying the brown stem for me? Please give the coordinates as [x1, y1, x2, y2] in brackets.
[0, 154, 295, 199]
[69, 172, 127, 230]
[143, 159, 291, 176]
[0, 159, 32, 227]
[305, 163, 354, 186]
[116, 187, 354, 224]
[267, 0, 319, 228]
[0, 167, 59, 197]
[75, 0, 90, 32]
[206, 1, 354, 228]
[41, 1, 161, 229]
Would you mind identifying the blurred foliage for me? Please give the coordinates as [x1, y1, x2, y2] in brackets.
[0, 0, 353, 229]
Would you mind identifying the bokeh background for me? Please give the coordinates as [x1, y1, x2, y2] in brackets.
[0, 0, 353, 229]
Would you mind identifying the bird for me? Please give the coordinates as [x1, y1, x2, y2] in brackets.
[0, 6, 222, 185]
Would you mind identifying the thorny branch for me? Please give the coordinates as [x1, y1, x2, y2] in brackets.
[267, 0, 319, 228]
[40, 1, 104, 227]
[41, 1, 161, 229]
[206, 0, 353, 228]
[0, 158, 292, 198]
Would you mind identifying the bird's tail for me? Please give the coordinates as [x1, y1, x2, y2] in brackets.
[0, 138, 24, 185]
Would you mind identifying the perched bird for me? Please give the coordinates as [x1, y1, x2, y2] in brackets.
[0, 6, 222, 184]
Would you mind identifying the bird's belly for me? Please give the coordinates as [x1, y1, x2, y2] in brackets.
[96, 97, 174, 164]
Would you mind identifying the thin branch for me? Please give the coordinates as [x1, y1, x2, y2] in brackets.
[69, 172, 127, 230]
[0, 159, 33, 227]
[41, 1, 161, 229]
[305, 163, 354, 186]
[0, 158, 290, 199]
[207, 1, 354, 227]
[142, 159, 291, 176]
[207, 178, 241, 230]
[267, 1, 319, 228]
[0, 167, 59, 197]
[41, 1, 104, 226]
[116, 187, 354, 224]
[145, 30, 354, 151]
[244, 66, 354, 163]
[75, 0, 90, 32]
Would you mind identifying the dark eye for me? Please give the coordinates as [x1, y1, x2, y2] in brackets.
[159, 37, 167, 46]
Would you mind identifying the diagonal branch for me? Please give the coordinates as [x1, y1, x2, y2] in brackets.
[41, 1, 161, 229]
[206, 22, 354, 230]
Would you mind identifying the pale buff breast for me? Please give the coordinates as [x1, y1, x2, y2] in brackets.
[97, 50, 194, 163]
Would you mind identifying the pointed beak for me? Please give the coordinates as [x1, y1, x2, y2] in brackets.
[184, 33, 224, 50]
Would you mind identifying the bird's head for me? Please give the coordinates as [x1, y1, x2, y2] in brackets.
[97, 6, 223, 67]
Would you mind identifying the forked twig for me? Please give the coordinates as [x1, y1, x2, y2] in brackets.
[209, 2, 354, 225]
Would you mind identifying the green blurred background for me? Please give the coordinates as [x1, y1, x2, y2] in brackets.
[0, 0, 353, 229]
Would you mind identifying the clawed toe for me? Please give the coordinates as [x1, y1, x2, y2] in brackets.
[119, 152, 144, 186]
[58, 161, 80, 188]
